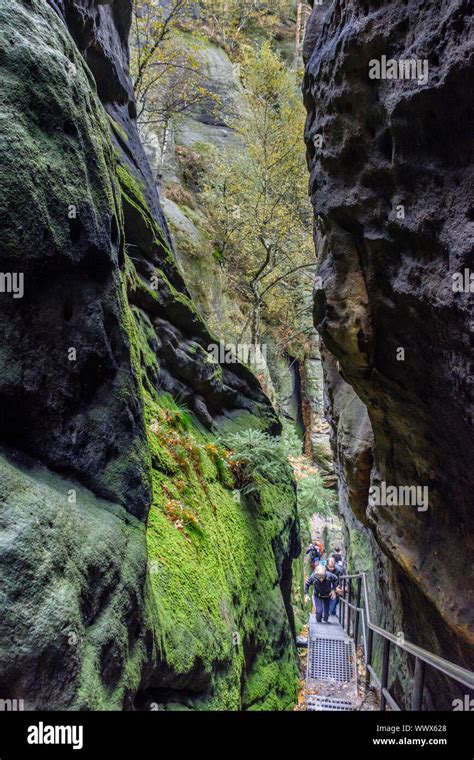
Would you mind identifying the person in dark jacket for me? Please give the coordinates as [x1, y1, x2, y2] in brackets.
[332, 546, 343, 565]
[304, 564, 338, 623]
[305, 539, 321, 571]
[327, 557, 343, 616]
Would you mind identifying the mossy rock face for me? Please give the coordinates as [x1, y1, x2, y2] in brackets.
[0, 451, 149, 710]
[0, 0, 300, 711]
[117, 158, 281, 436]
[0, 0, 151, 518]
[135, 392, 299, 710]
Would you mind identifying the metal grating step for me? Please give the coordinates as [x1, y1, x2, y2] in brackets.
[308, 637, 354, 682]
[306, 695, 354, 711]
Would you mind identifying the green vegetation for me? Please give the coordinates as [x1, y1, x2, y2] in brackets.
[143, 390, 298, 710]
[2, 0, 331, 713]
[202, 42, 316, 354]
[117, 172, 299, 708]
[297, 472, 337, 544]
[126, 0, 334, 709]
[222, 425, 338, 630]
[0, 452, 148, 711]
[199, 0, 292, 51]
[131, 1, 220, 158]
[131, 1, 315, 364]
[221, 428, 294, 497]
[117, 162, 171, 257]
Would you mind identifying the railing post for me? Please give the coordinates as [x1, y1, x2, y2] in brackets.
[340, 578, 345, 625]
[365, 627, 373, 686]
[347, 578, 352, 635]
[354, 575, 362, 648]
[380, 638, 390, 711]
[411, 657, 425, 711]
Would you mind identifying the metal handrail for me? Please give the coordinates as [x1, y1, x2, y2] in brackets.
[336, 571, 474, 709]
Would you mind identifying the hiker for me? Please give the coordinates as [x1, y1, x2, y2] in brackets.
[327, 556, 342, 581]
[305, 539, 322, 571]
[331, 546, 343, 568]
[304, 563, 338, 623]
[327, 557, 343, 616]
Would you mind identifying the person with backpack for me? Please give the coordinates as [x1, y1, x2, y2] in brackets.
[331, 546, 343, 567]
[305, 539, 322, 571]
[304, 563, 338, 623]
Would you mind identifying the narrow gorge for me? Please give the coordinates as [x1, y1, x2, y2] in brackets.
[0, 0, 472, 720]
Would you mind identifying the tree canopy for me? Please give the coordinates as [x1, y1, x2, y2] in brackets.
[202, 42, 316, 355]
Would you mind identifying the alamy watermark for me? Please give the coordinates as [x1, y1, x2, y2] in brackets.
[0, 272, 24, 298]
[207, 342, 267, 365]
[369, 481, 429, 512]
[369, 55, 429, 86]
[452, 695, 474, 711]
[0, 698, 24, 711]
[27, 722, 83, 750]
[451, 268, 473, 293]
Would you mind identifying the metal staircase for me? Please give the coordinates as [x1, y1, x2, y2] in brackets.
[305, 572, 474, 711]
[306, 614, 358, 711]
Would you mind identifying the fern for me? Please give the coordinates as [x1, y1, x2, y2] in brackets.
[220, 429, 293, 494]
[157, 392, 193, 432]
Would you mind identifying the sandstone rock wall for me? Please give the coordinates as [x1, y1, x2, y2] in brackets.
[304, 0, 473, 707]
[0, 0, 298, 709]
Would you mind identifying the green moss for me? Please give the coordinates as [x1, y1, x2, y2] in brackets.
[161, 268, 205, 321]
[0, 0, 121, 266]
[140, 389, 298, 710]
[215, 409, 277, 437]
[107, 114, 129, 143]
[0, 452, 149, 711]
[108, 89, 298, 715]
[347, 526, 373, 576]
[121, 258, 296, 709]
[116, 162, 175, 267]
[117, 163, 148, 209]
[130, 306, 160, 391]
[244, 656, 298, 711]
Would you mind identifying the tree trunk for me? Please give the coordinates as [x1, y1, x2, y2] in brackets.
[295, 1, 302, 55]
[250, 290, 261, 347]
[160, 118, 171, 168]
